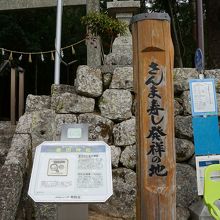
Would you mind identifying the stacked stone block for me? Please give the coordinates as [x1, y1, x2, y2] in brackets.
[2, 66, 220, 219]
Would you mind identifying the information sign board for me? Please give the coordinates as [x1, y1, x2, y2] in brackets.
[28, 141, 113, 203]
[189, 79, 217, 116]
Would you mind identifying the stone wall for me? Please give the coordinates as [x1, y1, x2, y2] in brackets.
[2, 65, 220, 219]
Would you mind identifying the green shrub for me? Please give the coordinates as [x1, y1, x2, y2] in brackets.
[81, 12, 127, 55]
[81, 12, 127, 37]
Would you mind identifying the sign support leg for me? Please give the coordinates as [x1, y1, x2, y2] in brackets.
[57, 124, 89, 220]
[57, 204, 88, 220]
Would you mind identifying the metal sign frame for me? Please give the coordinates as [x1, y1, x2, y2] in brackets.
[189, 79, 217, 116]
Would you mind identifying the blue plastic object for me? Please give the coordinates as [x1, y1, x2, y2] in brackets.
[195, 48, 204, 72]
[193, 116, 220, 155]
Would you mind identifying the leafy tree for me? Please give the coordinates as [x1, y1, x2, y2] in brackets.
[0, 6, 86, 96]
[0, 6, 87, 119]
[205, 0, 220, 68]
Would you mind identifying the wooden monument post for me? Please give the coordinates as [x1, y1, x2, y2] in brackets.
[131, 13, 176, 220]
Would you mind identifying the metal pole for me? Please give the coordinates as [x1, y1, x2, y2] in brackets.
[54, 0, 63, 84]
[197, 0, 204, 57]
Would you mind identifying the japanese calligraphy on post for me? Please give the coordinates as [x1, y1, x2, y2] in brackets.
[145, 61, 168, 177]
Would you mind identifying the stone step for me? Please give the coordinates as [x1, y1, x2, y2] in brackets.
[0, 121, 16, 136]
[0, 134, 14, 144]
[0, 142, 10, 166]
[0, 121, 16, 167]
[0, 122, 15, 148]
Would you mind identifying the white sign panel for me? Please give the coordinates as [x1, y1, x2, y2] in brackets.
[196, 155, 220, 195]
[189, 79, 217, 116]
[28, 141, 113, 203]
